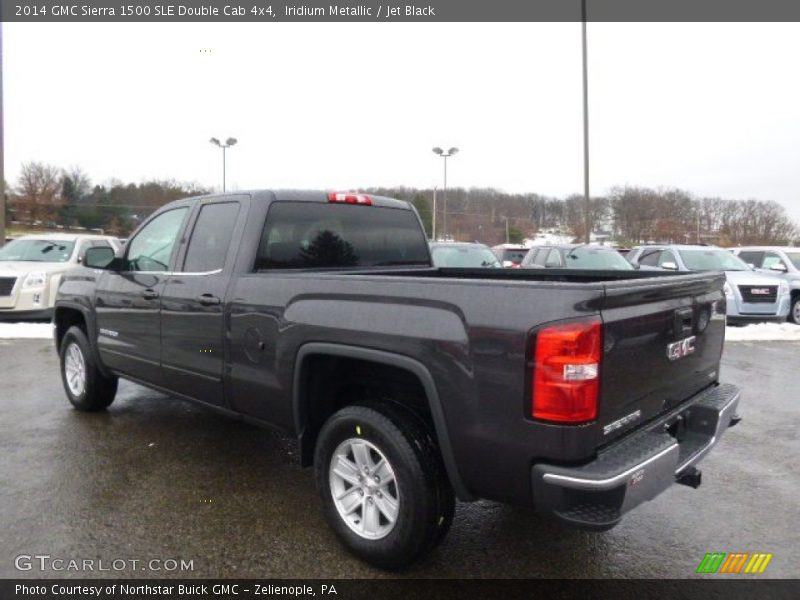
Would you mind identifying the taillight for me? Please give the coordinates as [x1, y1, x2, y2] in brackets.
[532, 319, 602, 423]
[328, 192, 373, 205]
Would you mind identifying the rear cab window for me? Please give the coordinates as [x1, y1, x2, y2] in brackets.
[254, 202, 431, 270]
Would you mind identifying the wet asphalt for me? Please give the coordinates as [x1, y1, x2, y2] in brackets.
[0, 339, 797, 579]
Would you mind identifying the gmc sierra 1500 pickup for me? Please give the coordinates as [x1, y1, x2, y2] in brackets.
[54, 190, 742, 569]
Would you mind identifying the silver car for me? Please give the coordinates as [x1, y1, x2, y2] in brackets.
[0, 234, 121, 320]
[627, 245, 790, 323]
[731, 246, 800, 324]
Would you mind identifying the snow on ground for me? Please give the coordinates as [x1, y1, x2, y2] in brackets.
[725, 321, 800, 342]
[0, 322, 54, 339]
[0, 321, 798, 342]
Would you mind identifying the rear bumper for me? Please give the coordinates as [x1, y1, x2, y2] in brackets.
[531, 383, 741, 530]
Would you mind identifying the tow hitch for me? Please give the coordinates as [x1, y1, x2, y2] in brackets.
[677, 466, 702, 489]
[729, 414, 743, 428]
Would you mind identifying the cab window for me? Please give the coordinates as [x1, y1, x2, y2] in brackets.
[125, 208, 188, 272]
[182, 202, 240, 273]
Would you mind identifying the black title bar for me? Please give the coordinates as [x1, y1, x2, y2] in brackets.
[4, 0, 800, 22]
[2, 579, 799, 600]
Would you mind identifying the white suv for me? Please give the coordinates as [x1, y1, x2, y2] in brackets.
[0, 234, 120, 320]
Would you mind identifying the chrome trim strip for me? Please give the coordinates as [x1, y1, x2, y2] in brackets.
[122, 269, 223, 277]
[542, 443, 679, 490]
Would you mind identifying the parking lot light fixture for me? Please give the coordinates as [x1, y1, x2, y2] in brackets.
[432, 146, 459, 241]
[209, 137, 238, 192]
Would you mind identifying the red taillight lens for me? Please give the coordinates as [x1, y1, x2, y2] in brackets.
[532, 319, 602, 423]
[327, 192, 373, 205]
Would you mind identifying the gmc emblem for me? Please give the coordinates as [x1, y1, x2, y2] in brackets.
[667, 336, 696, 361]
[750, 288, 771, 295]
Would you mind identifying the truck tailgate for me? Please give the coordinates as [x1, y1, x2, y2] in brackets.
[597, 272, 727, 446]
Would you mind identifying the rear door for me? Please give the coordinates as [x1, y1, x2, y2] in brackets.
[159, 196, 246, 407]
[597, 272, 726, 444]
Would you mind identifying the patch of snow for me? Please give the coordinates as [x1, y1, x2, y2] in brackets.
[0, 322, 54, 339]
[726, 322, 800, 342]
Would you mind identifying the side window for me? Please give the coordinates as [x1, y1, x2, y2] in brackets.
[658, 251, 678, 267]
[737, 251, 764, 267]
[522, 248, 539, 266]
[638, 249, 663, 267]
[533, 247, 550, 267]
[77, 240, 93, 262]
[762, 252, 786, 270]
[544, 248, 563, 268]
[182, 202, 240, 273]
[126, 208, 188, 272]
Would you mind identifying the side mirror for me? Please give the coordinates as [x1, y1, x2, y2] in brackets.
[661, 261, 679, 271]
[769, 263, 788, 272]
[84, 246, 118, 270]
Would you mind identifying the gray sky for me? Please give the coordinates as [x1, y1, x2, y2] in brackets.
[5, 22, 800, 224]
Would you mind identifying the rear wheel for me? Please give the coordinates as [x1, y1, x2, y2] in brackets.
[314, 403, 454, 570]
[59, 326, 118, 411]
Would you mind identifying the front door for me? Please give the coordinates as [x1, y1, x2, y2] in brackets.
[95, 206, 190, 385]
[159, 198, 244, 406]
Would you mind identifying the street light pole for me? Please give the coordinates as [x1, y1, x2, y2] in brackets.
[0, 22, 5, 247]
[432, 147, 459, 241]
[209, 137, 238, 192]
[581, 0, 591, 244]
[432, 186, 437, 240]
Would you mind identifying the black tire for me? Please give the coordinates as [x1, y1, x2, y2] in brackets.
[790, 295, 800, 325]
[59, 325, 118, 411]
[314, 402, 455, 570]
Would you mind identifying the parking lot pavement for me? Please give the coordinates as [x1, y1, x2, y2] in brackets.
[0, 339, 797, 579]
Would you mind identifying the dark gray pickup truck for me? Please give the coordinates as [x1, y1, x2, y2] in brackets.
[54, 190, 741, 569]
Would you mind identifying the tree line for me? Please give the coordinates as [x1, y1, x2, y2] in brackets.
[5, 161, 798, 246]
[7, 162, 209, 235]
[371, 185, 799, 247]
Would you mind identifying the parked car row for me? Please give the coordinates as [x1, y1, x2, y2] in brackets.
[0, 234, 121, 320]
[429, 240, 799, 324]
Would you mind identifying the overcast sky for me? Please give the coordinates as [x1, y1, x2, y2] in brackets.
[4, 22, 800, 224]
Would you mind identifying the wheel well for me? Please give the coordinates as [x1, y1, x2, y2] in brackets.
[54, 307, 87, 349]
[297, 354, 434, 467]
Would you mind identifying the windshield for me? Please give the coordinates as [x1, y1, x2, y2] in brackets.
[678, 249, 750, 271]
[0, 239, 76, 263]
[431, 246, 501, 268]
[563, 247, 634, 270]
[785, 252, 800, 270]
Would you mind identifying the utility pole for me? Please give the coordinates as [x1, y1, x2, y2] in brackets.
[432, 147, 459, 241]
[431, 186, 437, 240]
[0, 22, 5, 247]
[696, 211, 701, 244]
[581, 0, 591, 244]
[505, 217, 510, 244]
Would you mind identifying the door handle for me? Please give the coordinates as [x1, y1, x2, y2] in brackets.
[142, 289, 159, 300]
[197, 294, 221, 306]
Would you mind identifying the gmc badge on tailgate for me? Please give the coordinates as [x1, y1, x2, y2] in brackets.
[667, 336, 696, 361]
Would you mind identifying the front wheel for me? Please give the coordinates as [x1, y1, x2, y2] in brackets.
[59, 326, 118, 411]
[314, 403, 455, 570]
[790, 296, 800, 325]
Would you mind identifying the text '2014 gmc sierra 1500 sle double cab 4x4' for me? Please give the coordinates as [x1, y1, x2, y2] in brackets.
[54, 190, 742, 569]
